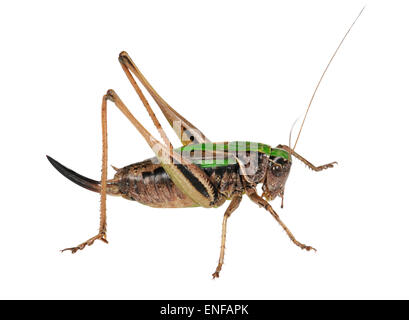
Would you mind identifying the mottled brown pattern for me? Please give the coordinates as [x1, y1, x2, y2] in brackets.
[110, 158, 197, 208]
[109, 158, 249, 208]
[235, 151, 269, 185]
[209, 165, 244, 200]
[107, 150, 281, 208]
[262, 161, 292, 202]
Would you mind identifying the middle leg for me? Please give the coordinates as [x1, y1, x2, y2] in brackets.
[212, 195, 242, 279]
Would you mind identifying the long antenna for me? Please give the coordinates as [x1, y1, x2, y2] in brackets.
[292, 6, 365, 150]
[288, 117, 300, 151]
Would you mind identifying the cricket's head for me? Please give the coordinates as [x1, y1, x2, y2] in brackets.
[262, 145, 292, 201]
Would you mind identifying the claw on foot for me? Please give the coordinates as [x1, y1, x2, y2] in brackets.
[303, 245, 317, 252]
[212, 271, 220, 279]
[321, 161, 338, 170]
[61, 233, 108, 254]
[313, 161, 338, 171]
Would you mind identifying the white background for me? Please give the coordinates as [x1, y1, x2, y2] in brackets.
[1, 0, 408, 299]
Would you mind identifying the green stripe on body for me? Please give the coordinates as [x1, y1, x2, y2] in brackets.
[269, 148, 290, 160]
[177, 141, 289, 168]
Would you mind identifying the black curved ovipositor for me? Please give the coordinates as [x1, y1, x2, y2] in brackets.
[46, 155, 101, 193]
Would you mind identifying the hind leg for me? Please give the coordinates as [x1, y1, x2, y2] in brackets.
[62, 86, 220, 253]
[61, 94, 110, 253]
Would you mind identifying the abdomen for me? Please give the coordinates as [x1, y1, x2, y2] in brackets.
[112, 159, 197, 208]
[111, 158, 243, 208]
